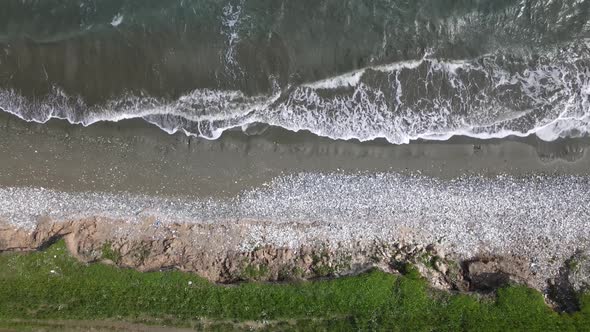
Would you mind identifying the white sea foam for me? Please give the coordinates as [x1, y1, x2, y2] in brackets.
[1, 42, 590, 144]
[221, 0, 247, 79]
[110, 14, 124, 27]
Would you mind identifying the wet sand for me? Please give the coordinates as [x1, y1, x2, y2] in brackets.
[1, 111, 589, 198]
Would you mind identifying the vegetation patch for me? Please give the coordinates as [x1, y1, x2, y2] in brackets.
[419, 252, 435, 269]
[100, 241, 121, 263]
[311, 247, 339, 277]
[313, 264, 334, 278]
[242, 264, 269, 281]
[1, 240, 590, 331]
[132, 243, 151, 265]
[567, 257, 581, 273]
[278, 265, 305, 281]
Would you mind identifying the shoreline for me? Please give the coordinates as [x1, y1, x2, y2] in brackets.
[1, 111, 590, 198]
[1, 172, 590, 298]
[2, 112, 590, 310]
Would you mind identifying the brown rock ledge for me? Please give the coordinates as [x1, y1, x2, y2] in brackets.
[1, 216, 588, 310]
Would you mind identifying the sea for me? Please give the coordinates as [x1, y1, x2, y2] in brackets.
[1, 0, 589, 144]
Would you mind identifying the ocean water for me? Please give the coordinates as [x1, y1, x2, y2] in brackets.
[1, 0, 589, 144]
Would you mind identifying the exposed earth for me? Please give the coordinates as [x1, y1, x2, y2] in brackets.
[2, 215, 589, 312]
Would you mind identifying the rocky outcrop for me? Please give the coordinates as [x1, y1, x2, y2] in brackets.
[1, 216, 584, 309]
[0, 217, 454, 285]
[547, 249, 590, 312]
[465, 256, 534, 291]
[565, 250, 590, 294]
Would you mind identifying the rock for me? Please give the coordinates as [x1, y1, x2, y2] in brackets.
[302, 254, 313, 265]
[434, 259, 448, 275]
[546, 251, 590, 312]
[565, 250, 590, 293]
[466, 256, 532, 291]
[405, 245, 417, 254]
[468, 265, 511, 290]
[393, 250, 405, 262]
[415, 263, 452, 290]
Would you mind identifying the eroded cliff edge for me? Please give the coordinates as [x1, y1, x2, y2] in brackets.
[2, 216, 589, 312]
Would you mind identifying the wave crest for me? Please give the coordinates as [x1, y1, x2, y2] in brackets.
[2, 42, 590, 144]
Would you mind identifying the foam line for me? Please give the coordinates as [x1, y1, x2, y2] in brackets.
[1, 43, 590, 144]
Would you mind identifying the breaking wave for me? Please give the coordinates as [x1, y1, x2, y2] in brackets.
[2, 41, 590, 144]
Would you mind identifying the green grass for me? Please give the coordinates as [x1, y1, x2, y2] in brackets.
[1, 240, 590, 331]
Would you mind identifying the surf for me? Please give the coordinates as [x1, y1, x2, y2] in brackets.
[2, 40, 590, 144]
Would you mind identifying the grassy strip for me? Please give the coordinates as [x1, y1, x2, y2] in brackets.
[1, 240, 589, 331]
